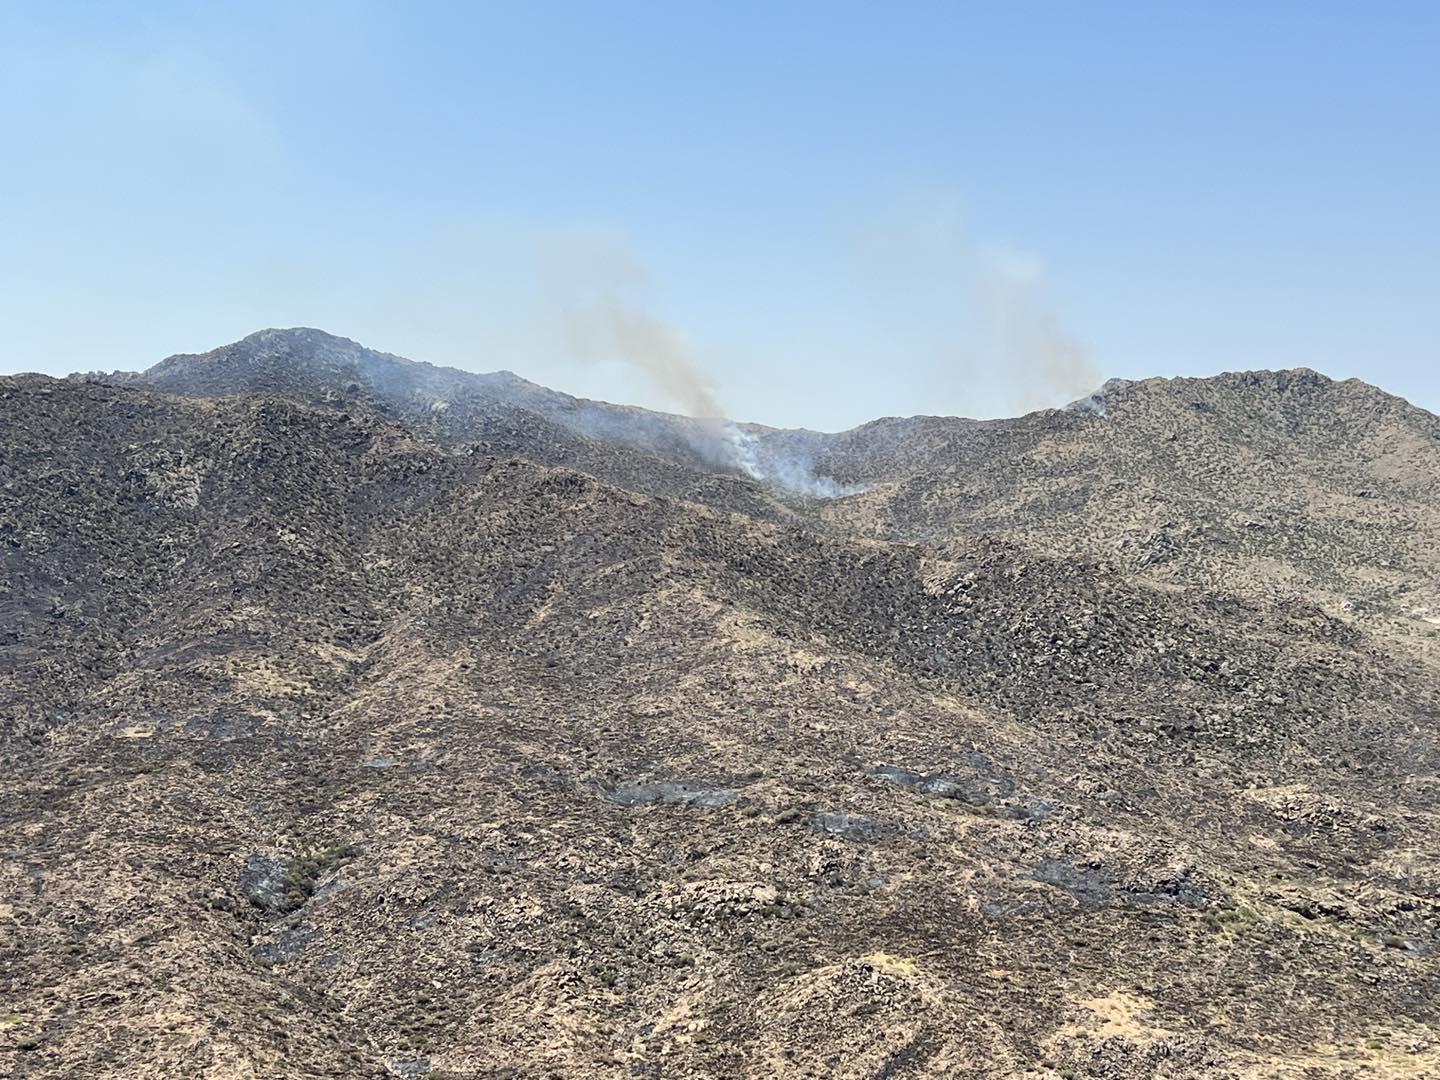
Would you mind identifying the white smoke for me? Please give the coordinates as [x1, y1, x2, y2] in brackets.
[541, 233, 861, 498]
[743, 432, 867, 499]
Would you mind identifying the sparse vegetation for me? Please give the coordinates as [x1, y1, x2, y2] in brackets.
[1204, 903, 1263, 934]
[281, 841, 359, 912]
[3, 342, 1439, 1076]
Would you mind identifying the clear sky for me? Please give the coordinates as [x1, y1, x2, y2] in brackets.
[2, 1, 1436, 430]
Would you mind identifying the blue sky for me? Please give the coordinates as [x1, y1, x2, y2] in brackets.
[2, 1, 1436, 429]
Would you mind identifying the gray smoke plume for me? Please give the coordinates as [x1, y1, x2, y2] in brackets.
[975, 251, 1103, 413]
[542, 234, 861, 498]
[560, 256, 725, 422]
[855, 200, 1105, 416]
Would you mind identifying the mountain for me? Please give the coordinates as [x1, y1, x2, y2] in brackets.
[96, 327, 805, 522]
[91, 329, 1440, 640]
[3, 332, 1439, 1078]
[821, 370, 1440, 649]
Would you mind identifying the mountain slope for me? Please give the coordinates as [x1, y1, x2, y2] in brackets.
[103, 327, 803, 522]
[821, 370, 1440, 645]
[84, 329, 1440, 645]
[3, 374, 1439, 1078]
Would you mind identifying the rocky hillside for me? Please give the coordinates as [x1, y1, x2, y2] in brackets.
[819, 370, 1440, 648]
[3, 338, 1439, 1078]
[97, 328, 800, 524]
[87, 330, 1440, 640]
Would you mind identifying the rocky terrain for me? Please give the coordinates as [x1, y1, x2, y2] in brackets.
[2, 330, 1438, 1078]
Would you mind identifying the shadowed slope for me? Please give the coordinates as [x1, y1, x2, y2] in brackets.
[3, 377, 1439, 1077]
[86, 330, 1440, 640]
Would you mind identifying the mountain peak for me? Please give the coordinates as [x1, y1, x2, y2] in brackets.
[8, 327, 1440, 1076]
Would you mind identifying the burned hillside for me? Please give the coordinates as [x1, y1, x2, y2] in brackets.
[3, 344, 1440, 1078]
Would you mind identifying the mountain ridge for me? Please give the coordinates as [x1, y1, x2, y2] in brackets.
[3, 333, 1439, 1076]
[63, 328, 1440, 644]
[72, 325, 1434, 442]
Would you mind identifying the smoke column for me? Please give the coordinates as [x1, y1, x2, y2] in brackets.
[558, 248, 727, 423]
[975, 250, 1103, 412]
[856, 200, 1105, 415]
[542, 233, 860, 497]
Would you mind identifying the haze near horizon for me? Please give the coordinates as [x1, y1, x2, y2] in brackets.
[2, 1, 1436, 429]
